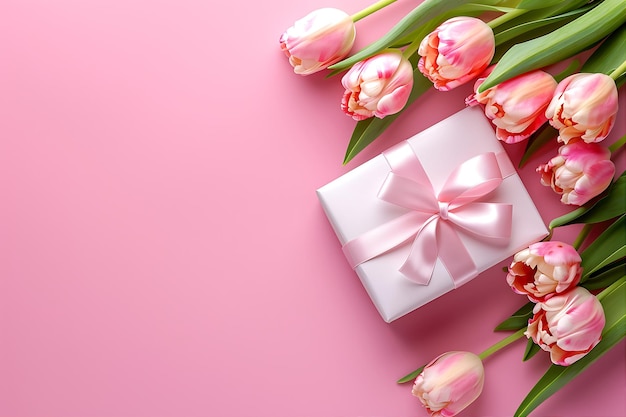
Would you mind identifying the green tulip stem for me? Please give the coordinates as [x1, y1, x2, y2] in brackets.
[487, 8, 526, 30]
[572, 223, 593, 250]
[608, 60, 626, 81]
[402, 37, 422, 59]
[351, 0, 397, 22]
[478, 327, 527, 361]
[608, 134, 626, 154]
[399, 328, 528, 383]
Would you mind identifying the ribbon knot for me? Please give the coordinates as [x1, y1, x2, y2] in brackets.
[342, 141, 513, 288]
[438, 201, 450, 220]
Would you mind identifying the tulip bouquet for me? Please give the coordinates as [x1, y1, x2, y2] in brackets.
[280, 0, 624, 415]
[280, 0, 624, 163]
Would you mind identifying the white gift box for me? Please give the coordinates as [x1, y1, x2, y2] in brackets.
[317, 107, 548, 322]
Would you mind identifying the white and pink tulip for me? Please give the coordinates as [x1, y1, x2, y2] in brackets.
[545, 73, 619, 144]
[506, 241, 582, 303]
[412, 351, 484, 416]
[526, 287, 605, 366]
[280, 8, 356, 75]
[341, 50, 414, 120]
[537, 140, 615, 206]
[467, 67, 557, 143]
[418, 17, 495, 91]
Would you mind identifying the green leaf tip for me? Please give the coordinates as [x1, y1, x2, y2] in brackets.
[522, 338, 541, 362]
[397, 365, 424, 384]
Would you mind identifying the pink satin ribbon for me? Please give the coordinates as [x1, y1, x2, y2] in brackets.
[342, 141, 513, 287]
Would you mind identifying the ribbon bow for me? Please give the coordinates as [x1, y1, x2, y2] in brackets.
[342, 141, 513, 287]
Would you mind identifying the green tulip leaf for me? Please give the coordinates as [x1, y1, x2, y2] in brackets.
[397, 364, 425, 384]
[494, 4, 593, 46]
[495, 301, 535, 331]
[490, 0, 590, 34]
[570, 174, 626, 225]
[581, 259, 626, 291]
[342, 70, 432, 164]
[549, 172, 626, 229]
[516, 0, 587, 9]
[580, 215, 626, 279]
[518, 123, 557, 168]
[522, 338, 542, 362]
[551, 59, 582, 83]
[514, 277, 626, 417]
[581, 24, 626, 81]
[478, 0, 626, 92]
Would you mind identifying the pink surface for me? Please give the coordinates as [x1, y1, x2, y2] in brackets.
[1, 1, 624, 416]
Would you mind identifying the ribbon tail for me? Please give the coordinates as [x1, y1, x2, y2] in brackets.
[437, 221, 478, 288]
[342, 211, 430, 269]
[399, 218, 439, 285]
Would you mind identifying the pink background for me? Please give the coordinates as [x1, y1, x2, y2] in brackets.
[1, 1, 624, 416]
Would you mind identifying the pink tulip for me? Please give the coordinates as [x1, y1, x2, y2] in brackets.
[418, 17, 495, 91]
[506, 241, 582, 302]
[466, 67, 557, 143]
[412, 351, 484, 416]
[526, 287, 605, 366]
[545, 73, 619, 143]
[341, 50, 414, 121]
[537, 140, 615, 206]
[280, 8, 356, 75]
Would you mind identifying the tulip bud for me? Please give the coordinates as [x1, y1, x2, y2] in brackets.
[506, 241, 582, 302]
[279, 8, 356, 75]
[418, 17, 495, 91]
[545, 73, 619, 144]
[412, 351, 484, 416]
[341, 50, 414, 121]
[466, 67, 557, 143]
[537, 140, 615, 206]
[526, 287, 605, 366]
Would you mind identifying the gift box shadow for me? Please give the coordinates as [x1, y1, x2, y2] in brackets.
[386, 260, 526, 352]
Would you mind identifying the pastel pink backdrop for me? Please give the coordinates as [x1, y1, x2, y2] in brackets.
[1, 1, 624, 416]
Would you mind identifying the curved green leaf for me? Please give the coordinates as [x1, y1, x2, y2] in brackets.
[518, 123, 557, 168]
[580, 215, 626, 279]
[583, 246, 626, 280]
[581, 259, 626, 291]
[516, 0, 585, 9]
[581, 23, 626, 77]
[571, 174, 626, 225]
[495, 301, 534, 331]
[523, 338, 542, 361]
[549, 172, 626, 229]
[479, 0, 626, 92]
[490, 0, 589, 34]
[514, 277, 626, 417]
[494, 4, 594, 45]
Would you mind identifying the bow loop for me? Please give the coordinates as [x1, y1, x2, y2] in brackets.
[378, 172, 438, 212]
[438, 152, 504, 207]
